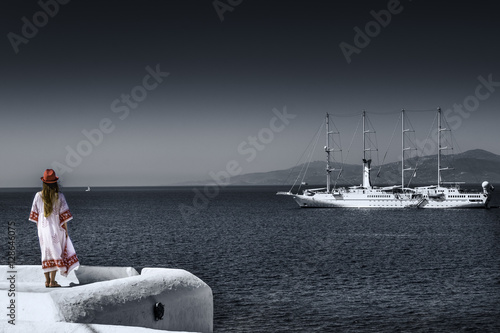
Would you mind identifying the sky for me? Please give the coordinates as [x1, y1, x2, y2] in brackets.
[1, 0, 499, 187]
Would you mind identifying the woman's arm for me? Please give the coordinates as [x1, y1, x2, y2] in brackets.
[62, 222, 68, 237]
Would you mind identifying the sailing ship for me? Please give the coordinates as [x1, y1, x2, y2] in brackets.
[277, 108, 494, 208]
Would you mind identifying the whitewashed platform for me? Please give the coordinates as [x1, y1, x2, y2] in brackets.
[0, 265, 213, 333]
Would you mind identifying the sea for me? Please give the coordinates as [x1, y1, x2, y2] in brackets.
[1, 185, 500, 332]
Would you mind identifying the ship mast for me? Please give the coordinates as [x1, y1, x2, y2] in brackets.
[402, 109, 405, 190]
[437, 107, 441, 186]
[362, 110, 374, 189]
[326, 113, 331, 193]
[401, 109, 416, 190]
[437, 107, 453, 187]
[362, 110, 366, 162]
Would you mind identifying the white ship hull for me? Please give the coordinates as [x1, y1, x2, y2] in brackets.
[288, 191, 489, 209]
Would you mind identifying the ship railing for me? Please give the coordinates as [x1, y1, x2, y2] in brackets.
[305, 187, 328, 192]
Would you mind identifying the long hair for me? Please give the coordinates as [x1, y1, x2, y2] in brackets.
[41, 182, 59, 217]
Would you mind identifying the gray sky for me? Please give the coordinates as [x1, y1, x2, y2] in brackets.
[1, 0, 499, 187]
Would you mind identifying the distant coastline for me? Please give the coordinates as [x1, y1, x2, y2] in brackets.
[2, 149, 499, 189]
[176, 149, 500, 187]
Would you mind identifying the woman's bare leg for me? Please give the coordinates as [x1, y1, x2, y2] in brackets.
[44, 272, 50, 287]
[49, 270, 57, 286]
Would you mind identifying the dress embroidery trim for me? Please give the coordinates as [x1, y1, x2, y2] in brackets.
[42, 254, 79, 270]
[59, 210, 72, 223]
[29, 211, 39, 222]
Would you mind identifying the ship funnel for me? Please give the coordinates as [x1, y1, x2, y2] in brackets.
[363, 159, 372, 189]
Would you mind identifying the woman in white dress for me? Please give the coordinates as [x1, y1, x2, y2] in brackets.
[29, 169, 80, 287]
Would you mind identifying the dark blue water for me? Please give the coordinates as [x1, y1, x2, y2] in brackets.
[2, 186, 500, 332]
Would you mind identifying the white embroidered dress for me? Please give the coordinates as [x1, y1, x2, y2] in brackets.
[29, 192, 79, 276]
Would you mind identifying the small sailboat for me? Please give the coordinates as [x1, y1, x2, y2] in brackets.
[85, 186, 91, 192]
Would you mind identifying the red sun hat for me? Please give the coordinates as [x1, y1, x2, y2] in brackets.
[41, 169, 59, 183]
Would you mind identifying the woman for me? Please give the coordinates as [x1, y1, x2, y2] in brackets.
[29, 169, 79, 287]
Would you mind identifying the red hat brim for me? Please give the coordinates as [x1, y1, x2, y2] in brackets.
[41, 176, 59, 183]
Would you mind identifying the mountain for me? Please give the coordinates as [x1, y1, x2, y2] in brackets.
[189, 149, 500, 186]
